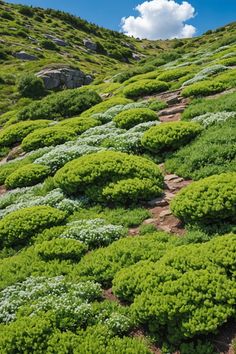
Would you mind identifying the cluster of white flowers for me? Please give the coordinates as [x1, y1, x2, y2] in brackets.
[61, 219, 126, 248]
[182, 64, 228, 87]
[192, 111, 236, 127]
[0, 276, 101, 324]
[0, 184, 42, 210]
[222, 52, 236, 59]
[104, 313, 131, 334]
[0, 188, 84, 219]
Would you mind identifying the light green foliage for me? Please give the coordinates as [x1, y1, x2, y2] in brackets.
[182, 91, 236, 120]
[158, 67, 192, 82]
[182, 80, 227, 97]
[170, 173, 236, 223]
[5, 163, 50, 189]
[0, 120, 51, 147]
[81, 97, 132, 117]
[113, 108, 157, 129]
[123, 79, 169, 98]
[57, 116, 101, 134]
[54, 151, 163, 204]
[21, 126, 77, 151]
[34, 238, 88, 261]
[0, 205, 66, 248]
[141, 121, 202, 152]
[18, 88, 102, 121]
[17, 74, 45, 99]
[76, 232, 177, 285]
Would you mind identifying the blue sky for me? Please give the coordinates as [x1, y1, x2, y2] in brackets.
[6, 0, 236, 38]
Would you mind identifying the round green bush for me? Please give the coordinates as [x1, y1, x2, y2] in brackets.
[123, 79, 169, 99]
[113, 108, 158, 129]
[5, 163, 50, 189]
[0, 206, 66, 248]
[141, 121, 202, 153]
[170, 173, 236, 223]
[81, 97, 132, 117]
[17, 74, 45, 99]
[0, 120, 51, 147]
[21, 126, 77, 151]
[34, 238, 88, 261]
[54, 151, 163, 204]
[18, 88, 102, 121]
[58, 116, 101, 134]
[181, 80, 227, 97]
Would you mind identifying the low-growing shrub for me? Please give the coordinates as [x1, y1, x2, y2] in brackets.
[123, 80, 169, 99]
[165, 118, 236, 179]
[113, 108, 157, 129]
[141, 121, 202, 153]
[182, 80, 227, 97]
[41, 39, 58, 51]
[5, 164, 50, 189]
[0, 120, 51, 147]
[54, 151, 163, 204]
[34, 238, 88, 261]
[158, 67, 192, 82]
[18, 88, 102, 121]
[17, 74, 45, 99]
[57, 116, 100, 134]
[21, 126, 77, 151]
[170, 173, 236, 223]
[81, 97, 132, 117]
[0, 205, 66, 248]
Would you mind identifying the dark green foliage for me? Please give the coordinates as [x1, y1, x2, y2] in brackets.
[58, 116, 101, 134]
[0, 206, 66, 248]
[17, 74, 45, 99]
[18, 88, 102, 121]
[18, 5, 34, 16]
[182, 80, 227, 97]
[123, 79, 169, 98]
[1, 11, 14, 20]
[113, 108, 157, 129]
[182, 91, 236, 120]
[41, 39, 58, 51]
[165, 119, 236, 179]
[34, 238, 88, 261]
[170, 173, 236, 223]
[5, 164, 50, 189]
[0, 119, 51, 147]
[54, 151, 163, 204]
[141, 121, 202, 153]
[21, 126, 77, 151]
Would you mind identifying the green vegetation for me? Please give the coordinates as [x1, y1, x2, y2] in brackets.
[21, 126, 77, 151]
[18, 88, 102, 121]
[182, 80, 227, 97]
[81, 97, 132, 117]
[0, 206, 66, 248]
[113, 108, 157, 129]
[54, 151, 163, 204]
[170, 173, 236, 223]
[5, 164, 50, 189]
[123, 80, 169, 99]
[142, 121, 202, 153]
[17, 74, 45, 99]
[57, 116, 101, 134]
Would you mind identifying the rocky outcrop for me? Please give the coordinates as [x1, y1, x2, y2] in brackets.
[15, 51, 38, 61]
[45, 34, 68, 46]
[83, 39, 97, 51]
[36, 66, 93, 90]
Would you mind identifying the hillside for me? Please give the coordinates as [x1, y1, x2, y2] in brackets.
[0, 1, 236, 354]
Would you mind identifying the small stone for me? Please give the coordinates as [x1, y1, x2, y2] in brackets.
[143, 218, 156, 225]
[160, 209, 172, 221]
[83, 39, 97, 51]
[15, 51, 38, 61]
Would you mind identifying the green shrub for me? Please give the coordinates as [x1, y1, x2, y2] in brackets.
[113, 108, 157, 129]
[141, 121, 202, 153]
[182, 80, 227, 97]
[34, 238, 88, 261]
[21, 126, 77, 151]
[158, 67, 192, 82]
[57, 116, 100, 134]
[123, 80, 169, 99]
[0, 120, 51, 147]
[1, 11, 14, 20]
[182, 91, 236, 120]
[18, 88, 102, 121]
[17, 74, 45, 99]
[54, 151, 163, 204]
[0, 205, 66, 248]
[5, 164, 50, 189]
[81, 97, 132, 117]
[170, 173, 236, 223]
[41, 39, 58, 50]
[18, 5, 34, 16]
[131, 269, 235, 342]
[165, 118, 236, 180]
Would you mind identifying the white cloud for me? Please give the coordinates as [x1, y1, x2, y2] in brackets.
[121, 0, 196, 40]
